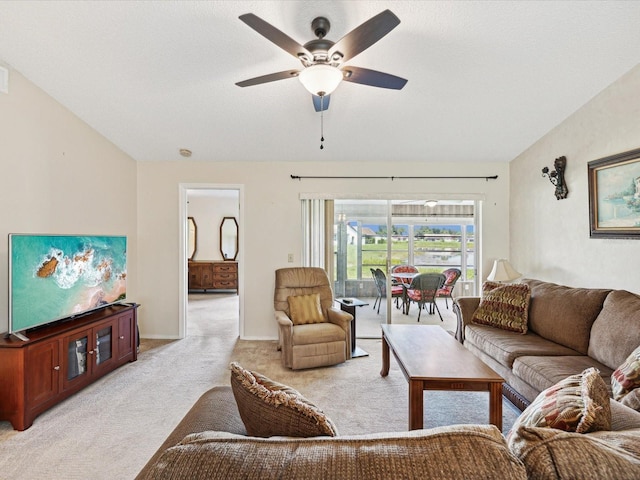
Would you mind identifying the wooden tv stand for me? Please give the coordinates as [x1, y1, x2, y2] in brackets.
[0, 303, 138, 431]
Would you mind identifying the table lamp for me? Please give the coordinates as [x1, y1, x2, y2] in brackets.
[487, 259, 521, 283]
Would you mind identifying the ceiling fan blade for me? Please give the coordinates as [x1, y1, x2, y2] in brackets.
[239, 13, 313, 60]
[342, 66, 407, 90]
[312, 95, 330, 112]
[236, 69, 300, 87]
[328, 10, 400, 64]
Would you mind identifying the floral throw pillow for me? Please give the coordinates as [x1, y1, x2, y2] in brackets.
[611, 345, 640, 402]
[620, 389, 640, 411]
[508, 367, 611, 438]
[471, 283, 530, 334]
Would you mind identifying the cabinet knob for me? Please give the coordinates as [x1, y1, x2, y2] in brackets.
[88, 350, 94, 355]
[53, 365, 60, 371]
[119, 335, 125, 340]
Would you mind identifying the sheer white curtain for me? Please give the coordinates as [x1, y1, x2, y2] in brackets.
[301, 199, 334, 279]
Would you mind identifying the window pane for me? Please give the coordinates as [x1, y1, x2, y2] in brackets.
[411, 225, 462, 272]
[362, 224, 388, 272]
[389, 224, 409, 269]
[466, 224, 475, 280]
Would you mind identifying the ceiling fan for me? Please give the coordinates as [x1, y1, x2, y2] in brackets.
[235, 9, 408, 112]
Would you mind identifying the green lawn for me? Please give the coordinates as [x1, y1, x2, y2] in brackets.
[343, 240, 475, 279]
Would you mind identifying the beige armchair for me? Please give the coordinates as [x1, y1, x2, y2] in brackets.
[274, 267, 353, 370]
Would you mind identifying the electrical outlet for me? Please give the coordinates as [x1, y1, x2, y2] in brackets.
[288, 253, 294, 263]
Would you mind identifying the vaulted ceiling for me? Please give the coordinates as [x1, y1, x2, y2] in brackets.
[1, 1, 638, 163]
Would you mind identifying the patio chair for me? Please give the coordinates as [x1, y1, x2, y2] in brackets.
[372, 268, 405, 314]
[390, 264, 419, 286]
[437, 268, 462, 309]
[405, 273, 446, 322]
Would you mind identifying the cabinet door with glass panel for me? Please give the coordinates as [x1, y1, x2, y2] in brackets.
[62, 319, 117, 389]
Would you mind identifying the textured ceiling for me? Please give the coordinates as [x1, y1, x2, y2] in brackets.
[1, 1, 639, 163]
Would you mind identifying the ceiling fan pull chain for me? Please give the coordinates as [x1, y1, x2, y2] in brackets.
[320, 95, 325, 150]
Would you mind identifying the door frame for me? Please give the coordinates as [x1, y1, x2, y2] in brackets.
[178, 183, 245, 339]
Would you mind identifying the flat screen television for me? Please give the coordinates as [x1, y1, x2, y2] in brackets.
[8, 234, 127, 337]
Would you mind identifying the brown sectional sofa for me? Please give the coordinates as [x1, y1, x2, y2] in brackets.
[136, 385, 640, 479]
[455, 279, 640, 411]
[135, 278, 640, 479]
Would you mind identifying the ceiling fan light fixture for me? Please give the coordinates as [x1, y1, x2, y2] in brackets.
[299, 64, 343, 96]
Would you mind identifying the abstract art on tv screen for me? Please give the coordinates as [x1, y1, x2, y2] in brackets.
[9, 234, 127, 334]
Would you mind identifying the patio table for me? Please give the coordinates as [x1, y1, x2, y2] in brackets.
[390, 272, 419, 313]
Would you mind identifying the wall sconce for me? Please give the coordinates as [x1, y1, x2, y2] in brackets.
[541, 156, 568, 200]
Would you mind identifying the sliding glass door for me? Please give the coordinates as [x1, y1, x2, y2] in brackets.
[304, 197, 479, 338]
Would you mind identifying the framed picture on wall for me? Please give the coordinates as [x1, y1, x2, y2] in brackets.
[588, 147, 640, 238]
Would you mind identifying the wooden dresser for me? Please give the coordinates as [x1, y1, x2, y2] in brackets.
[188, 261, 238, 292]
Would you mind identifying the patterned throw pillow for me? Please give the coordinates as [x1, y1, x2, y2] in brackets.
[287, 293, 324, 325]
[508, 367, 611, 437]
[611, 345, 640, 401]
[482, 281, 502, 294]
[508, 426, 640, 479]
[620, 389, 640, 411]
[229, 362, 338, 438]
[471, 283, 530, 334]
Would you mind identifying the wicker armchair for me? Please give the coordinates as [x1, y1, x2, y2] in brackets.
[390, 264, 419, 286]
[405, 273, 446, 322]
[372, 268, 404, 314]
[437, 268, 462, 309]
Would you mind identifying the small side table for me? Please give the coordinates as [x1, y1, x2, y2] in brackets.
[336, 298, 369, 358]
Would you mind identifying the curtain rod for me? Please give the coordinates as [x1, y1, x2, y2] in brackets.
[290, 175, 498, 181]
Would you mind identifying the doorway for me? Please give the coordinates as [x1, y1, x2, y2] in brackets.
[179, 184, 244, 339]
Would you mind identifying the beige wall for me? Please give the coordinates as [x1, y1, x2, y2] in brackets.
[137, 161, 510, 339]
[7, 56, 638, 341]
[0, 69, 138, 334]
[13, 57, 639, 341]
[0, 68, 510, 340]
[510, 64, 640, 292]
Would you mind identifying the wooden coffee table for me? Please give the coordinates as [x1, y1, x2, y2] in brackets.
[380, 324, 504, 431]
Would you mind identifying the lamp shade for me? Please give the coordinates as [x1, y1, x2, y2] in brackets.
[487, 259, 521, 282]
[298, 65, 343, 96]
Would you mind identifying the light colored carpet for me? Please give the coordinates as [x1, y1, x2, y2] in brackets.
[0, 293, 519, 479]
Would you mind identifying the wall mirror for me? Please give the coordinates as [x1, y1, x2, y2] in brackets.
[220, 216, 238, 261]
[187, 216, 197, 260]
